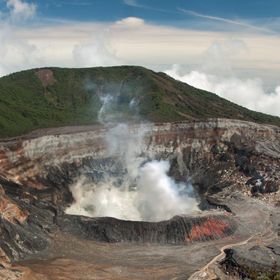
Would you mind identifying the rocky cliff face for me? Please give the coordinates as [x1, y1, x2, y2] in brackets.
[0, 118, 280, 279]
[1, 118, 279, 190]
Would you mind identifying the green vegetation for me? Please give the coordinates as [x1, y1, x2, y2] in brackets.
[0, 65, 279, 138]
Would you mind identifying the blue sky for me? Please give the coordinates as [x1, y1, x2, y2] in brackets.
[0, 0, 279, 116]
[22, 0, 280, 22]
[1, 0, 280, 32]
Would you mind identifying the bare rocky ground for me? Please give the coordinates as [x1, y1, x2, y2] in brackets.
[0, 119, 279, 279]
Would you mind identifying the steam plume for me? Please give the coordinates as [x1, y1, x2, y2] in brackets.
[66, 159, 198, 221]
[66, 86, 199, 221]
[66, 122, 198, 221]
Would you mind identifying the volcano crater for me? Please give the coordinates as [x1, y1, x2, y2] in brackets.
[0, 119, 280, 279]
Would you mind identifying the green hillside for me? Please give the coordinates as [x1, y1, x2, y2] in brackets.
[0, 65, 279, 138]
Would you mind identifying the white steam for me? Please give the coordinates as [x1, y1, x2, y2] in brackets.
[66, 177, 141, 220]
[66, 123, 199, 221]
[66, 159, 198, 221]
[98, 94, 114, 123]
[136, 160, 198, 221]
[105, 123, 148, 179]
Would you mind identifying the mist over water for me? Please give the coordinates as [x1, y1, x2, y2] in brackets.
[66, 89, 199, 221]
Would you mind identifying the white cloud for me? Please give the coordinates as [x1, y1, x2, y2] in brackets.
[200, 39, 248, 74]
[0, 0, 38, 76]
[115, 17, 145, 28]
[73, 40, 122, 67]
[0, 24, 41, 76]
[165, 65, 280, 117]
[6, 0, 36, 21]
[72, 24, 123, 67]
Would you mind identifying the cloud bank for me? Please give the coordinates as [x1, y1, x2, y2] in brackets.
[0, 1, 279, 78]
[165, 65, 280, 117]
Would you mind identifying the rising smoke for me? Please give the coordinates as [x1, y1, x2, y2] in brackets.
[66, 90, 199, 221]
[98, 94, 114, 123]
[66, 157, 198, 221]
